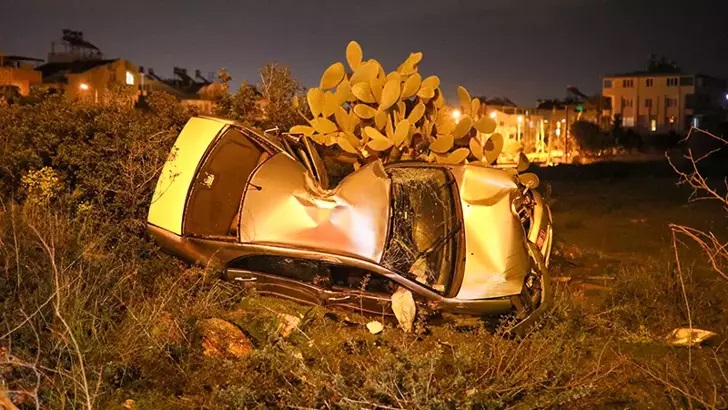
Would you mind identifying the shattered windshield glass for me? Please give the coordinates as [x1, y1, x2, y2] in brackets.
[381, 167, 460, 295]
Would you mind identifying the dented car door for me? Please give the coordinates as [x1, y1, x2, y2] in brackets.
[227, 255, 330, 306]
[325, 265, 396, 317]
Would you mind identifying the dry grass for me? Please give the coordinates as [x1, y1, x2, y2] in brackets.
[3, 179, 727, 409]
[1, 112, 727, 407]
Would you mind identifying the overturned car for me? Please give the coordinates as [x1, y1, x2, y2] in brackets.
[147, 116, 553, 330]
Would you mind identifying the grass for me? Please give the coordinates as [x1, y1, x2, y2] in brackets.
[2, 174, 727, 409]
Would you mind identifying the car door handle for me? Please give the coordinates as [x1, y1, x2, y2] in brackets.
[328, 295, 350, 301]
[234, 277, 257, 282]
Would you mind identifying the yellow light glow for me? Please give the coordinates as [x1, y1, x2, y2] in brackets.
[79, 83, 89, 90]
[561, 119, 566, 123]
[489, 112, 497, 119]
[125, 71, 134, 85]
[517, 115, 524, 123]
[555, 128, 562, 137]
[451, 109, 461, 120]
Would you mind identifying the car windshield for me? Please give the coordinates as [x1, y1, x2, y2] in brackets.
[381, 167, 460, 295]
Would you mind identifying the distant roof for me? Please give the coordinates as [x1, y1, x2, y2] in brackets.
[0, 55, 44, 63]
[604, 70, 685, 78]
[37, 59, 119, 79]
[604, 71, 727, 85]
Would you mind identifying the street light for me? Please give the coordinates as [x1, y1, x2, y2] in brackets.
[79, 83, 98, 103]
[489, 111, 497, 119]
[451, 109, 461, 124]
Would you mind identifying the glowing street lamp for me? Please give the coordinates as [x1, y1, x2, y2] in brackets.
[489, 111, 497, 119]
[79, 83, 98, 103]
[517, 115, 524, 142]
[451, 109, 462, 124]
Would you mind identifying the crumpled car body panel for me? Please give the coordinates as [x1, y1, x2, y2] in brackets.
[240, 153, 391, 263]
[451, 165, 530, 300]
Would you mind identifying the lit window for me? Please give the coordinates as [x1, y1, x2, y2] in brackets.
[623, 117, 635, 127]
[125, 71, 134, 85]
[650, 119, 657, 131]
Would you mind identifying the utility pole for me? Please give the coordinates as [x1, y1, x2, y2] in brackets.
[564, 104, 570, 163]
[547, 103, 556, 165]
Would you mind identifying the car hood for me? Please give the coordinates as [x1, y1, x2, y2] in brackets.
[449, 165, 530, 300]
[240, 153, 391, 263]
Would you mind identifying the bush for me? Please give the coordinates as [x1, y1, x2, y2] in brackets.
[0, 91, 192, 226]
[639, 131, 681, 153]
[0, 91, 217, 408]
[570, 121, 614, 154]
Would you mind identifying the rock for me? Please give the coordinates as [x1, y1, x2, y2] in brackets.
[276, 313, 301, 338]
[666, 328, 717, 347]
[122, 399, 136, 409]
[197, 318, 253, 359]
[0, 388, 18, 410]
[366, 321, 384, 335]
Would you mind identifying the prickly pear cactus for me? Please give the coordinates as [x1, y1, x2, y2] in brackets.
[289, 41, 531, 176]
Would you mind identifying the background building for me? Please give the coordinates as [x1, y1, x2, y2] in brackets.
[36, 30, 140, 102]
[602, 70, 727, 133]
[0, 53, 43, 96]
[143, 67, 221, 113]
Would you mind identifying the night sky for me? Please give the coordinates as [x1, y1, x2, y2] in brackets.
[3, 0, 727, 106]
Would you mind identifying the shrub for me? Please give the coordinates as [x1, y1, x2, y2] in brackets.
[0, 91, 192, 227]
[570, 121, 614, 154]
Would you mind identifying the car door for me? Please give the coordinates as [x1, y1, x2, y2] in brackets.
[226, 255, 330, 306]
[325, 264, 397, 317]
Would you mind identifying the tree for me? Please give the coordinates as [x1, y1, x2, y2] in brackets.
[258, 63, 307, 131]
[571, 121, 610, 154]
[222, 82, 262, 126]
[212, 64, 308, 130]
[647, 54, 680, 73]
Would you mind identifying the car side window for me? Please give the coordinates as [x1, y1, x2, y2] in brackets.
[328, 265, 399, 295]
[231, 255, 328, 284]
